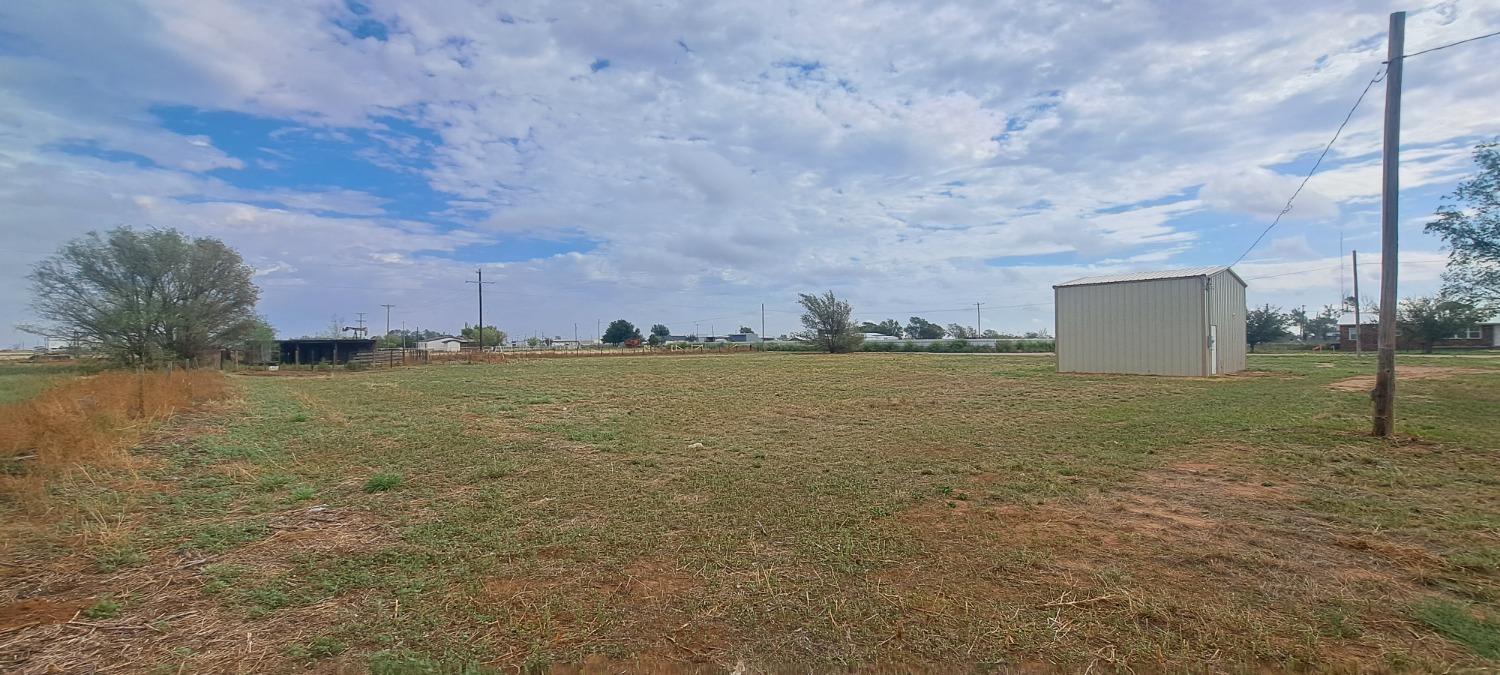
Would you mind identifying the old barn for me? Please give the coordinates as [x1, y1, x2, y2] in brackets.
[277, 338, 377, 366]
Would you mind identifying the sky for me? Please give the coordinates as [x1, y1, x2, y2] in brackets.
[2, 0, 1498, 344]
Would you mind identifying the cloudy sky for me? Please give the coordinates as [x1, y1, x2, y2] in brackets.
[2, 0, 1498, 344]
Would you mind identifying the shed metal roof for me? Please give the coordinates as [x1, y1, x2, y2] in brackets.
[1054, 266, 1244, 288]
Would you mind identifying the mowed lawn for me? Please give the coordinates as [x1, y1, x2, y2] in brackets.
[3, 353, 1499, 672]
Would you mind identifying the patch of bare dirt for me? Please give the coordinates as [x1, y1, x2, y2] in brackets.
[0, 598, 90, 632]
[1328, 366, 1488, 392]
[618, 557, 702, 603]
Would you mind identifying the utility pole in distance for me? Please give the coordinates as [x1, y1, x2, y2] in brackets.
[761, 303, 766, 350]
[1372, 10, 1403, 437]
[467, 269, 495, 353]
[381, 304, 394, 341]
[1352, 251, 1361, 358]
[975, 302, 984, 336]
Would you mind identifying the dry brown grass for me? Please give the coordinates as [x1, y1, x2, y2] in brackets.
[0, 369, 229, 511]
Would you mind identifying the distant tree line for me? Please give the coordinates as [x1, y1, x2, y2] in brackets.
[1246, 296, 1487, 354]
[855, 317, 1049, 340]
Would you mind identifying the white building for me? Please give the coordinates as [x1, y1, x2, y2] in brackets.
[1054, 266, 1246, 376]
[416, 336, 472, 352]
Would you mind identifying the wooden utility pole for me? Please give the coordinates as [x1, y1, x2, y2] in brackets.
[975, 302, 983, 336]
[1352, 250, 1361, 357]
[467, 269, 494, 353]
[381, 304, 394, 340]
[1372, 11, 1403, 437]
[760, 303, 766, 350]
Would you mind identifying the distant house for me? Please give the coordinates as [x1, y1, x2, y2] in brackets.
[862, 332, 900, 342]
[416, 336, 473, 352]
[1338, 316, 1499, 351]
[725, 332, 760, 343]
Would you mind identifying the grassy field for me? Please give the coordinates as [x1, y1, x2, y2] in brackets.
[0, 361, 104, 405]
[2, 353, 1498, 672]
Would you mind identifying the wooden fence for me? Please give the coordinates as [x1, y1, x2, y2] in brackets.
[347, 349, 430, 367]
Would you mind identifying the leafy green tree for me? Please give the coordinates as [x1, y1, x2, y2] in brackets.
[235, 315, 277, 363]
[868, 319, 903, 336]
[377, 329, 443, 348]
[460, 325, 507, 346]
[1245, 304, 1289, 353]
[26, 226, 260, 365]
[797, 291, 863, 353]
[602, 319, 642, 345]
[526, 336, 541, 347]
[1288, 306, 1311, 340]
[945, 324, 979, 339]
[1426, 141, 1500, 309]
[1305, 305, 1341, 342]
[904, 316, 945, 339]
[1398, 296, 1487, 353]
[650, 324, 671, 339]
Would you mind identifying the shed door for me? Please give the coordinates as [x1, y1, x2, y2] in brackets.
[1209, 325, 1218, 375]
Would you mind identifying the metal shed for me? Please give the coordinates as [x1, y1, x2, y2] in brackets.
[1054, 266, 1246, 376]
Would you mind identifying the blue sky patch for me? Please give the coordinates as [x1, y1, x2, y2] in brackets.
[153, 106, 454, 222]
[420, 237, 595, 263]
[336, 1, 389, 41]
[49, 140, 159, 168]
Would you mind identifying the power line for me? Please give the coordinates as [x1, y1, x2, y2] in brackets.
[1233, 24, 1497, 269]
[465, 269, 495, 351]
[1229, 65, 1387, 266]
[1397, 29, 1500, 60]
[1243, 265, 1341, 281]
[1242, 257, 1447, 281]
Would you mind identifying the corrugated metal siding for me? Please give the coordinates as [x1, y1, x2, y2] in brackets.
[1207, 269, 1247, 374]
[1055, 277, 1207, 376]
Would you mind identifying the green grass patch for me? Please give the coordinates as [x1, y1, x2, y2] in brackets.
[363, 472, 403, 493]
[83, 596, 121, 620]
[1411, 599, 1500, 658]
